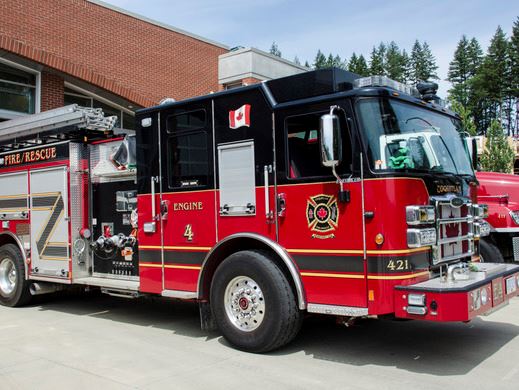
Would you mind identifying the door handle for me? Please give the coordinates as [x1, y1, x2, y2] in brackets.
[277, 193, 286, 217]
[151, 176, 159, 220]
[264, 165, 273, 220]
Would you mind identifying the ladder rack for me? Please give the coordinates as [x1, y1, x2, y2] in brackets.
[0, 105, 118, 151]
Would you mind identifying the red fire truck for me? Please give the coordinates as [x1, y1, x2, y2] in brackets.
[0, 69, 518, 352]
[477, 171, 519, 262]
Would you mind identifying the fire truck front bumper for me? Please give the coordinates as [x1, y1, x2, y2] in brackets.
[394, 263, 519, 322]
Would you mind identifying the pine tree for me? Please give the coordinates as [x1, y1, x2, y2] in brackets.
[401, 49, 412, 83]
[348, 53, 369, 76]
[480, 119, 514, 172]
[450, 101, 477, 136]
[269, 42, 282, 57]
[422, 42, 439, 80]
[472, 26, 511, 134]
[356, 54, 369, 76]
[304, 60, 310, 68]
[467, 38, 483, 77]
[447, 35, 471, 106]
[385, 41, 404, 81]
[410, 40, 424, 83]
[369, 43, 385, 75]
[314, 50, 327, 69]
[348, 52, 359, 72]
[508, 18, 519, 135]
[293, 56, 301, 65]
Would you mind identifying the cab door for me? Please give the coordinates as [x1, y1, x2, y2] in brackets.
[159, 103, 217, 294]
[275, 102, 367, 308]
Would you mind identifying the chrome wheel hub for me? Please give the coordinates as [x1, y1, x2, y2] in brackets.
[0, 258, 16, 297]
[224, 276, 265, 332]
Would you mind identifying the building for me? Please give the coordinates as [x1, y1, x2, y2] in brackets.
[0, 0, 306, 130]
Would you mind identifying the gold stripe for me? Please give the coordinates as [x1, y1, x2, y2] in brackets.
[31, 191, 61, 197]
[166, 265, 201, 270]
[47, 242, 70, 247]
[0, 207, 28, 212]
[39, 256, 70, 261]
[139, 263, 201, 270]
[139, 263, 162, 268]
[0, 194, 27, 199]
[277, 177, 427, 188]
[301, 272, 365, 279]
[367, 271, 430, 280]
[287, 247, 429, 255]
[31, 206, 53, 211]
[139, 245, 211, 251]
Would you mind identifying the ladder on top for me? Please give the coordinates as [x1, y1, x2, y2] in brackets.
[0, 105, 118, 151]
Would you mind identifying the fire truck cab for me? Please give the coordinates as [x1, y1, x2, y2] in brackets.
[0, 69, 518, 353]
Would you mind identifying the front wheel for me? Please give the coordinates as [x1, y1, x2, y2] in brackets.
[479, 239, 505, 263]
[210, 250, 302, 353]
[0, 244, 31, 307]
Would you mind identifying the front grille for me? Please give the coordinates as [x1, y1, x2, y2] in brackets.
[432, 195, 474, 264]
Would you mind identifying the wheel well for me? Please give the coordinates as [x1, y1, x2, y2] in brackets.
[198, 237, 305, 308]
[0, 233, 24, 253]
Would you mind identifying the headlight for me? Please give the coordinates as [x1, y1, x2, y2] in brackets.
[474, 221, 491, 238]
[406, 205, 435, 225]
[470, 289, 481, 311]
[473, 204, 488, 219]
[509, 210, 519, 225]
[480, 287, 488, 305]
[407, 228, 436, 248]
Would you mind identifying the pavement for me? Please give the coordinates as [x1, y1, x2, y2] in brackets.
[0, 293, 518, 390]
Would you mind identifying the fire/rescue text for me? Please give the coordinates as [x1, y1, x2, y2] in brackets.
[0, 147, 57, 166]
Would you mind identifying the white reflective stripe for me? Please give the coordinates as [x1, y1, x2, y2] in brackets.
[494, 228, 519, 233]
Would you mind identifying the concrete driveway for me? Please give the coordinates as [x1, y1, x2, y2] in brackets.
[0, 293, 518, 389]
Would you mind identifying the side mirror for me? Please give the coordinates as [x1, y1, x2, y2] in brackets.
[471, 137, 478, 171]
[320, 113, 342, 167]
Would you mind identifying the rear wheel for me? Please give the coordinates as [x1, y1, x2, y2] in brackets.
[0, 244, 31, 307]
[210, 250, 302, 353]
[479, 239, 505, 263]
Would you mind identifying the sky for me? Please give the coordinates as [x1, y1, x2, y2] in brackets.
[101, 0, 518, 97]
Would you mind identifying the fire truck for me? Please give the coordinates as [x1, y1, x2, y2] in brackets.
[0, 69, 518, 353]
[476, 171, 519, 262]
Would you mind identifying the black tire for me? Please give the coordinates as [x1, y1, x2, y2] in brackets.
[210, 250, 302, 353]
[480, 239, 505, 263]
[0, 244, 32, 307]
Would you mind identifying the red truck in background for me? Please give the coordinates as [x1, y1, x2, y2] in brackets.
[477, 171, 519, 263]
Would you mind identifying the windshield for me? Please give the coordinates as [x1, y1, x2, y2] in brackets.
[357, 98, 473, 176]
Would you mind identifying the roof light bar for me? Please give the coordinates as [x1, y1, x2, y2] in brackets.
[353, 76, 420, 98]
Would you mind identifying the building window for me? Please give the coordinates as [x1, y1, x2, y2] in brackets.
[224, 81, 242, 90]
[0, 58, 40, 119]
[64, 84, 135, 130]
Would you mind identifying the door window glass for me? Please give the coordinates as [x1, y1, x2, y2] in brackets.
[167, 131, 209, 188]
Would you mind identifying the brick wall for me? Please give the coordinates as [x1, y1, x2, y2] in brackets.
[0, 0, 227, 108]
[40, 72, 64, 111]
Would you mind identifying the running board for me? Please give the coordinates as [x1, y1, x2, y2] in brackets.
[73, 277, 139, 291]
[307, 303, 368, 317]
[161, 289, 197, 299]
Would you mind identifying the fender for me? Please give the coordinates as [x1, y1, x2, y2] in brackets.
[0, 231, 28, 279]
[197, 233, 307, 310]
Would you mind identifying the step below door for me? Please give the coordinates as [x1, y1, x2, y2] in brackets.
[30, 167, 70, 279]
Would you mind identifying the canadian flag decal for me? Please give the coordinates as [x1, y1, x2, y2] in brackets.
[229, 104, 251, 129]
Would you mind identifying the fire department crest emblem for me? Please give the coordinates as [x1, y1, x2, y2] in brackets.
[306, 194, 339, 238]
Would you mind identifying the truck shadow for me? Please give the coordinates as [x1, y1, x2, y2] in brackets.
[36, 293, 519, 376]
[273, 314, 519, 375]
